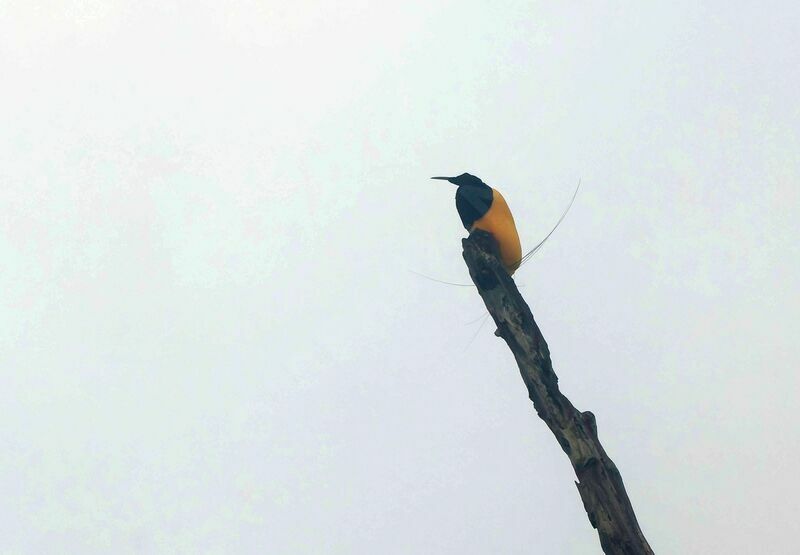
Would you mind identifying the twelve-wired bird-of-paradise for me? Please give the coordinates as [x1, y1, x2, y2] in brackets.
[432, 173, 580, 275]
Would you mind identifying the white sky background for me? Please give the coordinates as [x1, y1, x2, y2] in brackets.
[1, 1, 799, 553]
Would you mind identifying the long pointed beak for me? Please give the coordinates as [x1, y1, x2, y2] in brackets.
[431, 176, 453, 181]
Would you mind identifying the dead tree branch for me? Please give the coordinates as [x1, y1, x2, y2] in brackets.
[462, 230, 654, 555]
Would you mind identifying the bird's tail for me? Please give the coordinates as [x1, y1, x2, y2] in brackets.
[513, 178, 581, 269]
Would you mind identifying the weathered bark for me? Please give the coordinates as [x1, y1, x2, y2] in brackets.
[462, 230, 654, 555]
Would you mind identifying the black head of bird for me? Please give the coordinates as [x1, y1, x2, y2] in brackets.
[431, 173, 487, 189]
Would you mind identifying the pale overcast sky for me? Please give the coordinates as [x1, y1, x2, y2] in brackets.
[1, 2, 798, 553]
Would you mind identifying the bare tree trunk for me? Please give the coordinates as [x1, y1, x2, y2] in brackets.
[462, 230, 654, 555]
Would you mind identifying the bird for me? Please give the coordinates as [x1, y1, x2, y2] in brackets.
[432, 173, 523, 274]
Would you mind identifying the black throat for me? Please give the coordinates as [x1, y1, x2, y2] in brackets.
[455, 183, 493, 230]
